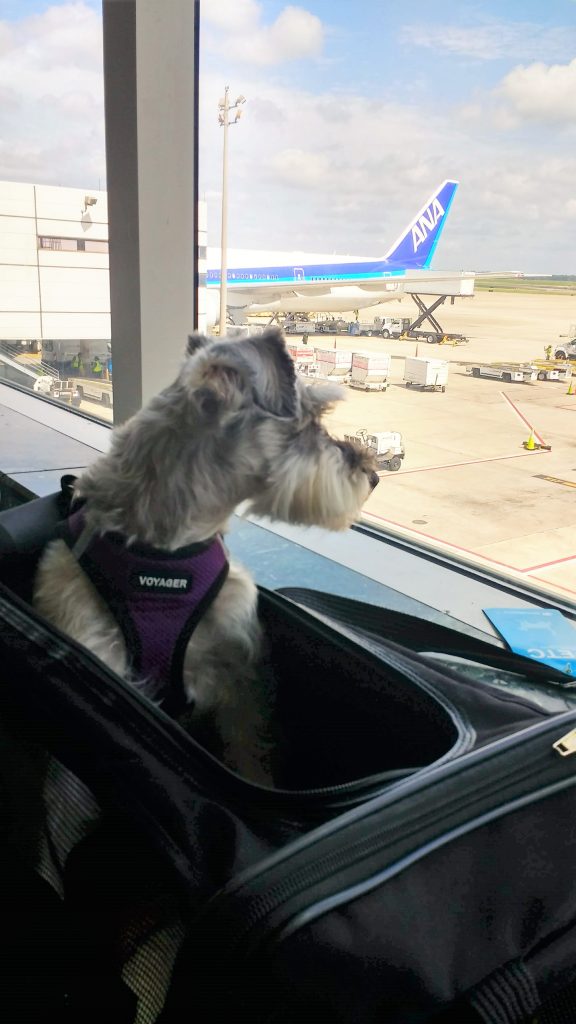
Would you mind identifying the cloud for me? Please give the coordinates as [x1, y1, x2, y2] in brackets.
[1, 2, 574, 273]
[400, 18, 576, 63]
[497, 58, 576, 123]
[0, 2, 104, 186]
[199, 62, 576, 273]
[202, 2, 324, 66]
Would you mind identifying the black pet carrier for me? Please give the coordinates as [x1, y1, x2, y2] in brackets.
[1, 481, 576, 1023]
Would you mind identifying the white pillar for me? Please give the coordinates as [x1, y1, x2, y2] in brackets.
[218, 86, 230, 336]
[102, 0, 198, 423]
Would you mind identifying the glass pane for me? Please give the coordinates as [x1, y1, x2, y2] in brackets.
[0, 4, 111, 423]
[199, 0, 576, 606]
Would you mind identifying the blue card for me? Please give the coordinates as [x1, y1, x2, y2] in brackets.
[484, 608, 576, 678]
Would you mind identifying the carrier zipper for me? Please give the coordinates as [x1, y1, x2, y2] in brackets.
[199, 712, 576, 964]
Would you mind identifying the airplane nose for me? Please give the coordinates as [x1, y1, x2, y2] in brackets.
[368, 471, 380, 490]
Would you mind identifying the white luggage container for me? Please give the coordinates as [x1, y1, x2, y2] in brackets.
[349, 352, 391, 391]
[403, 357, 448, 392]
[286, 344, 316, 374]
[314, 349, 353, 380]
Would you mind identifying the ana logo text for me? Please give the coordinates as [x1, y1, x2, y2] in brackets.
[411, 199, 445, 253]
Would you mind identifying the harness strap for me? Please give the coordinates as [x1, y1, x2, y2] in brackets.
[58, 510, 230, 714]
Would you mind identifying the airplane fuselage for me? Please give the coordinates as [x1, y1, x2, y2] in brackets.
[203, 181, 468, 325]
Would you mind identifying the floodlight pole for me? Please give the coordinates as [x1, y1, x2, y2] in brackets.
[218, 87, 245, 335]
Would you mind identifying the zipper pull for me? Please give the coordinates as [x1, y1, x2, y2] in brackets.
[553, 729, 576, 757]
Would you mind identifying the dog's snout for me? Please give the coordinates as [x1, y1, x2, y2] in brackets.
[368, 470, 380, 491]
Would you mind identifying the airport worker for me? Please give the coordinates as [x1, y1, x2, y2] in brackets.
[91, 355, 103, 377]
[544, 344, 552, 360]
[71, 352, 81, 376]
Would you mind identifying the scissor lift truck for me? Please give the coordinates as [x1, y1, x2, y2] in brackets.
[344, 428, 405, 472]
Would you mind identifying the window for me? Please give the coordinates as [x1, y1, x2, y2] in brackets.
[0, 0, 573, 618]
[38, 236, 109, 254]
[200, 0, 576, 607]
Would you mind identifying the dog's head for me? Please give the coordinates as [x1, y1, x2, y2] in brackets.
[180, 328, 378, 531]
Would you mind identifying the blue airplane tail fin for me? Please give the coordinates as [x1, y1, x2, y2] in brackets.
[384, 180, 458, 269]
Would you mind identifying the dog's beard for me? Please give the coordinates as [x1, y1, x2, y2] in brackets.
[247, 445, 372, 531]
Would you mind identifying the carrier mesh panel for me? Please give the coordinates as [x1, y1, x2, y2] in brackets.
[0, 716, 185, 1023]
[533, 978, 576, 1024]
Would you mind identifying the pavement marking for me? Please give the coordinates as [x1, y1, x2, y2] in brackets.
[365, 510, 576, 583]
[500, 390, 547, 445]
[535, 474, 576, 490]
[523, 553, 576, 572]
[386, 450, 550, 477]
[365, 511, 521, 571]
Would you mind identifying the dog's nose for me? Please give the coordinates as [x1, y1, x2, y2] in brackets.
[368, 471, 380, 491]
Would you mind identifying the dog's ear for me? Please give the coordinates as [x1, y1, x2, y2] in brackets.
[186, 333, 210, 356]
[239, 328, 299, 418]
[300, 381, 345, 418]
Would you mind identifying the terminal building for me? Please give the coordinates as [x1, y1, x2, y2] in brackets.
[0, 179, 207, 382]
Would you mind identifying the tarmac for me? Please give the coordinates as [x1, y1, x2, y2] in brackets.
[316, 290, 576, 601]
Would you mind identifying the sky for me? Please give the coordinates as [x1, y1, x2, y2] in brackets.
[0, 1, 575, 272]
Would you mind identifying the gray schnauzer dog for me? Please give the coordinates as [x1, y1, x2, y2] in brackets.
[33, 328, 378, 785]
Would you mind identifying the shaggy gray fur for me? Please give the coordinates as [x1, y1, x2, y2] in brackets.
[34, 328, 378, 785]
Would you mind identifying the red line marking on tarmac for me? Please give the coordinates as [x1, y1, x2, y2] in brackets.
[364, 512, 519, 570]
[365, 512, 576, 587]
[523, 553, 576, 572]
[500, 391, 546, 445]
[391, 450, 550, 476]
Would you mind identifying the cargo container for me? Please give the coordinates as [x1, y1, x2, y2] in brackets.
[349, 351, 391, 391]
[403, 357, 448, 392]
[286, 344, 316, 374]
[314, 349, 353, 380]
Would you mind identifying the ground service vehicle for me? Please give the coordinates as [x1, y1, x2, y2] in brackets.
[283, 318, 316, 335]
[349, 317, 411, 338]
[76, 377, 113, 407]
[34, 376, 82, 406]
[379, 317, 412, 338]
[314, 318, 348, 335]
[466, 363, 537, 383]
[404, 329, 468, 345]
[530, 361, 572, 382]
[554, 338, 576, 361]
[344, 428, 405, 471]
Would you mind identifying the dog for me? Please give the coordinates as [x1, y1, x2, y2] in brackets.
[33, 328, 378, 785]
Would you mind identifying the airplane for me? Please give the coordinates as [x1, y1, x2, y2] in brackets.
[205, 180, 474, 327]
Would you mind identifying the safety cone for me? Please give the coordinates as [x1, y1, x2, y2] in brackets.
[567, 378, 574, 396]
[524, 430, 536, 451]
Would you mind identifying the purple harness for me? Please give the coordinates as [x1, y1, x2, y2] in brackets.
[59, 509, 229, 713]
